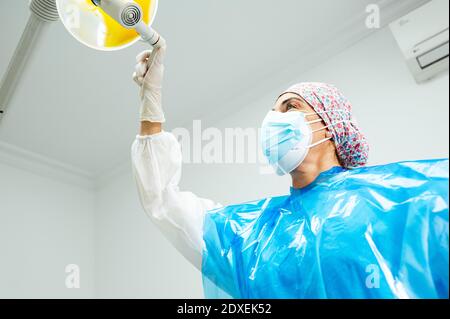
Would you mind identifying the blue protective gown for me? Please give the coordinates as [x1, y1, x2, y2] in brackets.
[202, 159, 449, 299]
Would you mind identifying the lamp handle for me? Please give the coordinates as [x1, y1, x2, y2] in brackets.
[135, 22, 165, 49]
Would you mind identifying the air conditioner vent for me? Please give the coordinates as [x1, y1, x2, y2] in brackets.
[390, 0, 449, 83]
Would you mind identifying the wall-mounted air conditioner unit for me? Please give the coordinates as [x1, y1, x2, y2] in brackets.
[390, 0, 449, 83]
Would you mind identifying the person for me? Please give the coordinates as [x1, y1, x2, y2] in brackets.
[131, 40, 449, 298]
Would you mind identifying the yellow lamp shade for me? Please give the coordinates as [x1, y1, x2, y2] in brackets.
[56, 0, 158, 51]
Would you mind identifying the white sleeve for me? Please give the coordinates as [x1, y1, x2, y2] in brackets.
[131, 132, 221, 270]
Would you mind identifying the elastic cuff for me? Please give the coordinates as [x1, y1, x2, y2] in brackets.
[136, 131, 167, 140]
[140, 117, 166, 124]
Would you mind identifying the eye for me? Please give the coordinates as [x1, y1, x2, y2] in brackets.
[286, 102, 297, 111]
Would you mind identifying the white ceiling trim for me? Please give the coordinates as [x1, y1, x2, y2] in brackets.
[95, 158, 131, 189]
[0, 0, 431, 189]
[0, 140, 95, 190]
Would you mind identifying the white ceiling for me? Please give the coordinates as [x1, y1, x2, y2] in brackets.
[0, 0, 429, 178]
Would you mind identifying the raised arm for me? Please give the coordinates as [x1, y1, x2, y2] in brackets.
[131, 41, 221, 270]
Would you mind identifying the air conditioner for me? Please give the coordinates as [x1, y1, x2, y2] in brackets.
[390, 0, 449, 83]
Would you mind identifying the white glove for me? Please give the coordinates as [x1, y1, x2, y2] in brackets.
[133, 40, 167, 123]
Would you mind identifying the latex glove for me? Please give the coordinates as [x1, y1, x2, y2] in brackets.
[133, 40, 167, 123]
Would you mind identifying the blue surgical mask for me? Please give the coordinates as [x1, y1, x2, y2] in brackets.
[261, 110, 335, 176]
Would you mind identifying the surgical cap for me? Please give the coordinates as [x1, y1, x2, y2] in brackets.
[281, 82, 369, 168]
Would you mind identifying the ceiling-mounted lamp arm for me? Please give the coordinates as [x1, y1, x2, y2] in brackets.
[0, 0, 59, 122]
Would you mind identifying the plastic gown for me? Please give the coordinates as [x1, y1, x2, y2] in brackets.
[132, 133, 449, 299]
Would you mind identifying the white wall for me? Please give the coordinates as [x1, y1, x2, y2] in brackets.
[94, 172, 203, 299]
[0, 162, 95, 299]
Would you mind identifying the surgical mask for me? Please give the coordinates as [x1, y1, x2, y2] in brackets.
[261, 110, 342, 176]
